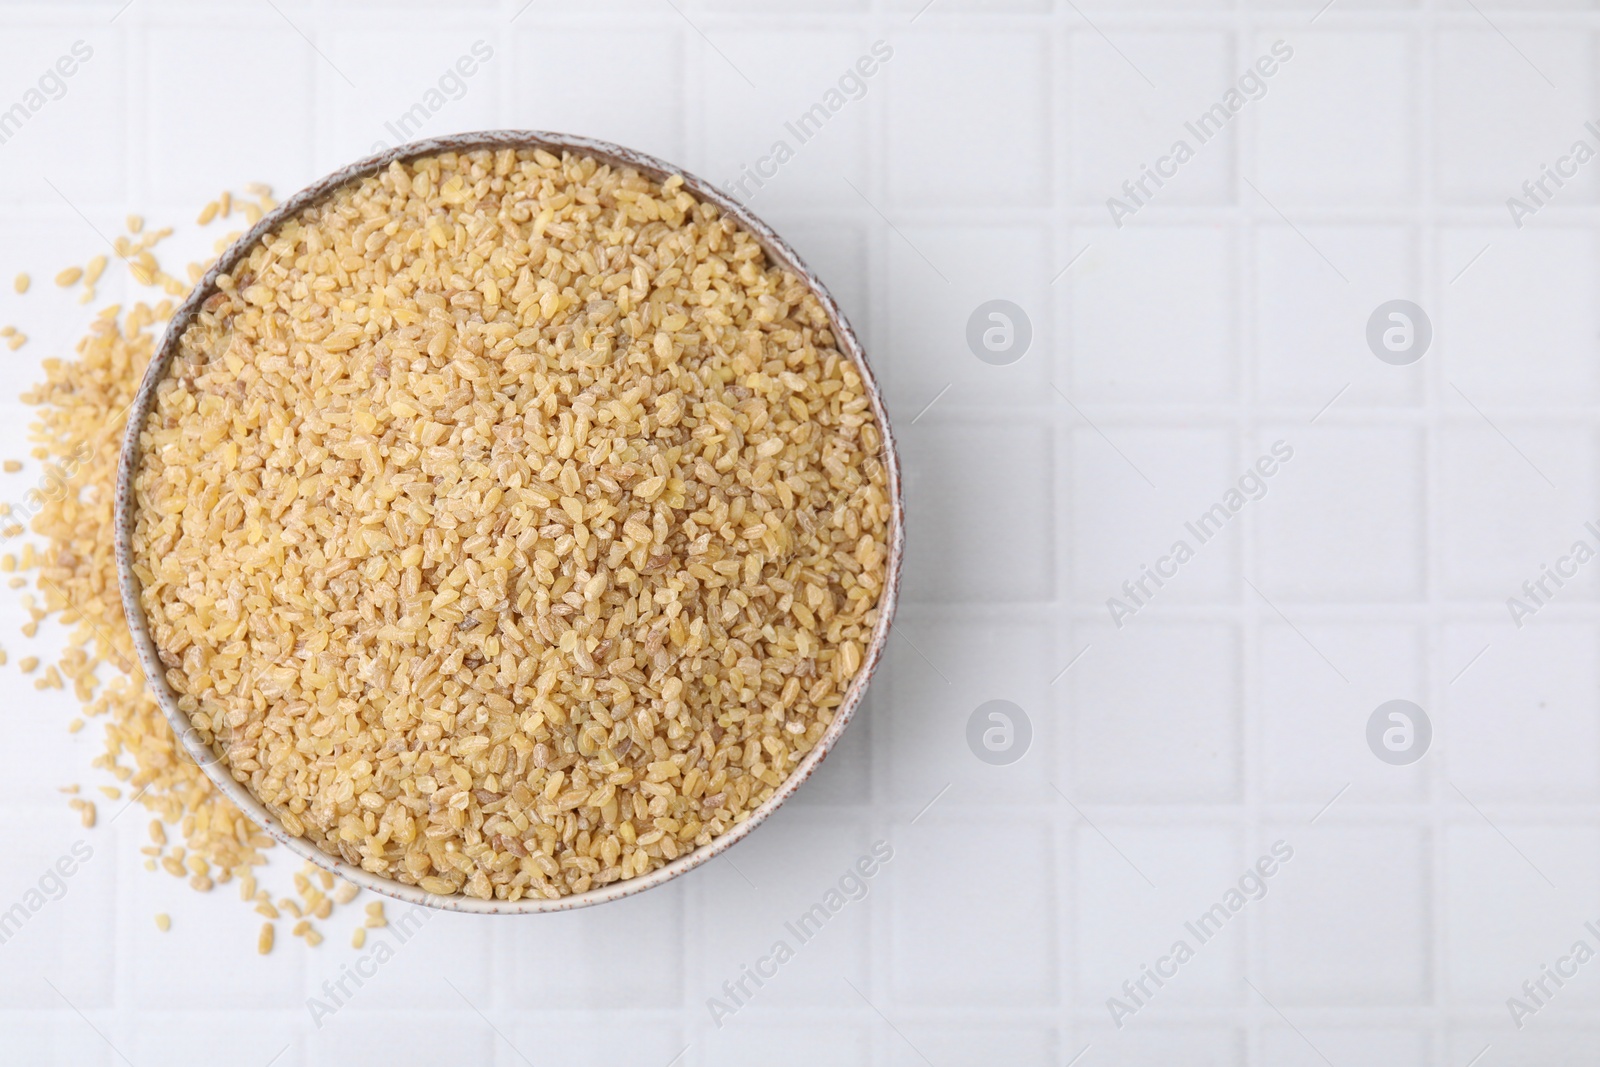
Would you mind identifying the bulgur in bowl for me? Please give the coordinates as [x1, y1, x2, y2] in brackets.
[113, 131, 902, 914]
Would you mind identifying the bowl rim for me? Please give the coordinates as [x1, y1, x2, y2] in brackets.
[111, 129, 904, 915]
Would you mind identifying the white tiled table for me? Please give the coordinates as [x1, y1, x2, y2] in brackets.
[0, 1, 1596, 1064]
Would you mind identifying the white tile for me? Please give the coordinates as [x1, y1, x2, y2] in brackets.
[1259, 1027, 1430, 1067]
[1068, 30, 1236, 207]
[1072, 825, 1245, 1009]
[507, 1020, 684, 1067]
[0, 28, 125, 205]
[1070, 622, 1241, 803]
[1070, 1025, 1242, 1065]
[504, 881, 684, 1007]
[0, 807, 115, 1010]
[511, 29, 685, 166]
[885, 616, 1059, 804]
[0, 1012, 112, 1067]
[1247, 0, 1418, 10]
[898, 419, 1055, 603]
[124, 1015, 302, 1067]
[1435, 30, 1597, 205]
[697, 814, 877, 1007]
[145, 23, 314, 202]
[1070, 426, 1240, 608]
[315, 26, 501, 169]
[889, 1025, 1055, 1066]
[304, 906, 493, 1009]
[885, 225, 1052, 410]
[118, 827, 304, 1012]
[1254, 425, 1424, 602]
[1444, 824, 1600, 1004]
[1442, 228, 1600, 405]
[1254, 225, 1420, 406]
[1448, 1028, 1600, 1067]
[1260, 623, 1427, 803]
[1254, 31, 1415, 204]
[1261, 825, 1431, 1004]
[701, 31, 875, 207]
[309, 1012, 494, 1065]
[704, 1022, 870, 1067]
[886, 30, 1049, 205]
[1437, 424, 1598, 600]
[1067, 227, 1236, 403]
[1445, 623, 1600, 802]
[889, 819, 1055, 1005]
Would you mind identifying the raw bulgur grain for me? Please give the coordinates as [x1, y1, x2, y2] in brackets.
[10, 210, 351, 947]
[258, 923, 274, 954]
[14, 273, 29, 294]
[130, 148, 890, 900]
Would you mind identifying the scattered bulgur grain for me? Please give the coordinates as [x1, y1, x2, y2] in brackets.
[98, 785, 121, 800]
[6, 334, 25, 351]
[130, 149, 890, 900]
[54, 267, 82, 287]
[3, 461, 20, 473]
[149, 820, 166, 846]
[154, 913, 170, 932]
[351, 927, 366, 949]
[67, 718, 83, 733]
[13, 273, 29, 294]
[196, 201, 218, 225]
[258, 923, 274, 954]
[255, 902, 280, 920]
[332, 881, 359, 905]
[304, 929, 323, 947]
[85, 255, 107, 286]
[18, 656, 38, 673]
[291, 918, 310, 937]
[127, 214, 144, 234]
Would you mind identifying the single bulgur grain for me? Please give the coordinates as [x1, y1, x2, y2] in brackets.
[155, 913, 171, 932]
[131, 148, 890, 900]
[127, 214, 144, 234]
[258, 923, 274, 954]
[3, 460, 21, 473]
[85, 256, 107, 286]
[351, 927, 366, 949]
[55, 267, 82, 287]
[304, 929, 323, 947]
[197, 201, 219, 225]
[19, 656, 38, 673]
[6, 334, 25, 351]
[13, 273, 29, 294]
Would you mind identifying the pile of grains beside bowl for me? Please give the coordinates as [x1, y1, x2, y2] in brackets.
[128, 147, 892, 901]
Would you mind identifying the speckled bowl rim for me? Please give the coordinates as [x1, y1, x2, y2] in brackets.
[112, 130, 904, 915]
